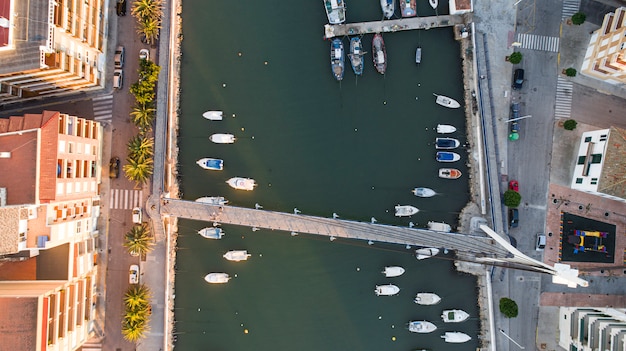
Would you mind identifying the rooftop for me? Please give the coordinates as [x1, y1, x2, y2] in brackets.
[599, 127, 626, 199]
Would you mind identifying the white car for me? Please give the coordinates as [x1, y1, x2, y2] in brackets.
[113, 69, 123, 89]
[139, 49, 150, 61]
[536, 233, 546, 251]
[129, 265, 139, 284]
[114, 46, 125, 68]
[132, 207, 142, 224]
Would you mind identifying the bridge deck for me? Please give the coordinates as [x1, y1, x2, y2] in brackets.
[162, 199, 509, 258]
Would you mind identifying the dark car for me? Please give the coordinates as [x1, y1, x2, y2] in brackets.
[512, 69, 524, 89]
[509, 208, 519, 228]
[116, 0, 127, 16]
[511, 102, 520, 119]
[109, 157, 120, 178]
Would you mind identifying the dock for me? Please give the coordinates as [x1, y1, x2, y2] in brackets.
[323, 14, 471, 39]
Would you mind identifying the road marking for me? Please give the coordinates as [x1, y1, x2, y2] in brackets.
[516, 33, 560, 52]
[110, 189, 144, 210]
[555, 76, 573, 119]
[562, 0, 581, 20]
[525, 204, 547, 210]
[92, 94, 113, 123]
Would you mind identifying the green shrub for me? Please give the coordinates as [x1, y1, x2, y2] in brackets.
[509, 52, 522, 64]
[565, 68, 577, 77]
[572, 12, 586, 25]
[499, 297, 519, 318]
[564, 119, 578, 130]
[504, 190, 522, 208]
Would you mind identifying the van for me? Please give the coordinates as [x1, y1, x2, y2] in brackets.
[132, 207, 142, 224]
[113, 69, 123, 89]
[536, 233, 546, 251]
[509, 208, 519, 228]
[512, 69, 524, 89]
[116, 0, 127, 16]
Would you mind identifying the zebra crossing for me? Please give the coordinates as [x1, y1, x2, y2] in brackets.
[109, 188, 144, 210]
[562, 0, 581, 20]
[515, 33, 560, 52]
[92, 94, 113, 124]
[555, 76, 574, 119]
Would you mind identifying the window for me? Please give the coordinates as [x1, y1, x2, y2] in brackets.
[577, 156, 586, 165]
[68, 142, 73, 153]
[591, 154, 602, 163]
[584, 136, 592, 142]
[599, 134, 607, 141]
[576, 178, 583, 184]
[591, 178, 598, 185]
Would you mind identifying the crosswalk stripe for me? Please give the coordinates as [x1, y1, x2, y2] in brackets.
[554, 77, 574, 119]
[516, 33, 560, 52]
[109, 189, 144, 210]
[562, 0, 581, 19]
[92, 93, 113, 124]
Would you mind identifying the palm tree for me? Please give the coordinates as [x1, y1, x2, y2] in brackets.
[123, 224, 154, 256]
[131, 0, 162, 22]
[137, 17, 161, 45]
[123, 156, 153, 184]
[124, 305, 151, 324]
[130, 103, 156, 131]
[124, 285, 152, 309]
[127, 134, 154, 161]
[122, 319, 150, 342]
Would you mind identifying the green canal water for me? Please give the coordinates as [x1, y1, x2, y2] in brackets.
[174, 0, 480, 349]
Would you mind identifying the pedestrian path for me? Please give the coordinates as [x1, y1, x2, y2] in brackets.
[562, 0, 581, 20]
[92, 94, 113, 124]
[555, 76, 574, 119]
[109, 188, 144, 210]
[515, 33, 560, 52]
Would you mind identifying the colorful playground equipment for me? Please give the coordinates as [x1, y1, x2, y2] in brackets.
[568, 230, 608, 254]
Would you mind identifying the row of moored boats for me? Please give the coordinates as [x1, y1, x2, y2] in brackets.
[324, 0, 438, 25]
[330, 35, 385, 80]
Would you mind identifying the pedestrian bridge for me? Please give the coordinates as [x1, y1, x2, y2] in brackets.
[162, 199, 511, 259]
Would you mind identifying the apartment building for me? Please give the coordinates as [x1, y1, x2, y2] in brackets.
[581, 7, 626, 85]
[559, 307, 626, 351]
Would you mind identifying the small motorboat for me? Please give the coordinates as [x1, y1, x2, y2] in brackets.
[198, 227, 224, 239]
[395, 205, 419, 217]
[226, 177, 256, 191]
[439, 168, 462, 179]
[382, 266, 405, 277]
[380, 0, 395, 19]
[428, 221, 451, 232]
[408, 321, 437, 333]
[415, 247, 439, 260]
[203, 111, 223, 120]
[441, 332, 472, 343]
[433, 93, 461, 108]
[436, 124, 457, 134]
[441, 309, 470, 323]
[209, 133, 236, 144]
[204, 273, 230, 284]
[323, 0, 346, 25]
[349, 36, 365, 76]
[429, 0, 438, 10]
[412, 187, 436, 198]
[195, 196, 228, 205]
[223, 250, 252, 262]
[435, 137, 460, 149]
[375, 284, 400, 296]
[436, 151, 460, 162]
[400, 0, 417, 17]
[415, 46, 422, 64]
[197, 158, 224, 170]
[330, 38, 345, 81]
[414, 292, 442, 305]
[372, 33, 386, 74]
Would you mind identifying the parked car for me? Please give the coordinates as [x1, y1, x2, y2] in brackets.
[512, 68, 524, 89]
[113, 69, 123, 89]
[509, 208, 519, 228]
[114, 46, 125, 69]
[508, 180, 519, 192]
[116, 0, 127, 16]
[511, 102, 520, 119]
[509, 120, 519, 141]
[536, 233, 546, 251]
[129, 265, 139, 284]
[109, 157, 120, 178]
[139, 49, 150, 61]
[132, 207, 142, 224]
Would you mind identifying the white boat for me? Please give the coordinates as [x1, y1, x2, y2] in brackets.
[436, 151, 460, 162]
[203, 110, 223, 120]
[196, 158, 224, 170]
[395, 205, 419, 217]
[414, 292, 442, 305]
[223, 250, 251, 262]
[195, 196, 228, 205]
[375, 284, 400, 296]
[435, 137, 460, 150]
[428, 221, 451, 232]
[441, 309, 470, 323]
[382, 266, 405, 277]
[380, 0, 395, 19]
[441, 332, 472, 343]
[323, 0, 346, 25]
[436, 124, 457, 134]
[415, 46, 422, 64]
[429, 0, 438, 10]
[226, 177, 256, 191]
[209, 133, 236, 144]
[439, 168, 462, 179]
[415, 247, 439, 260]
[198, 227, 224, 239]
[204, 273, 230, 284]
[412, 187, 436, 198]
[433, 93, 461, 108]
[408, 321, 437, 333]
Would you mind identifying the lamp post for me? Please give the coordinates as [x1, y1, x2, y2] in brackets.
[499, 328, 525, 349]
[504, 115, 532, 123]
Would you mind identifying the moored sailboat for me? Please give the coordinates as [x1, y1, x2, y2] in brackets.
[323, 0, 346, 24]
[372, 34, 387, 74]
[400, 0, 417, 17]
[330, 38, 345, 81]
[349, 37, 364, 76]
[380, 0, 395, 19]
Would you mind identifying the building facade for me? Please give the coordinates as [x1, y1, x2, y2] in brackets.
[581, 7, 626, 85]
[559, 307, 626, 351]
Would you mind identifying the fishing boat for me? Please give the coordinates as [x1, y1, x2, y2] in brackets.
[226, 177, 256, 191]
[436, 151, 460, 162]
[400, 0, 417, 17]
[439, 168, 462, 179]
[433, 93, 461, 108]
[372, 34, 386, 74]
[436, 124, 457, 134]
[435, 137, 460, 149]
[209, 133, 236, 144]
[203, 110, 223, 120]
[382, 266, 405, 277]
[198, 227, 224, 239]
[195, 196, 228, 205]
[330, 38, 345, 81]
[429, 0, 438, 10]
[414, 292, 442, 305]
[408, 321, 437, 333]
[441, 309, 470, 323]
[349, 37, 364, 76]
[323, 0, 346, 25]
[375, 284, 400, 296]
[223, 250, 252, 262]
[415, 247, 439, 260]
[204, 273, 230, 284]
[380, 0, 395, 18]
[428, 221, 451, 232]
[395, 205, 419, 217]
[441, 332, 472, 343]
[412, 187, 436, 197]
[196, 158, 224, 170]
[415, 46, 422, 64]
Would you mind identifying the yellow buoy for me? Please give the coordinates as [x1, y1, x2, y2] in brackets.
[391, 336, 396, 341]
[244, 329, 249, 334]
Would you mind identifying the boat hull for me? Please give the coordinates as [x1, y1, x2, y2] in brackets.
[428, 221, 451, 232]
[196, 196, 228, 205]
[380, 0, 395, 18]
[204, 273, 230, 284]
[209, 133, 236, 144]
[408, 321, 437, 333]
[324, 0, 346, 24]
[436, 152, 460, 162]
[372, 34, 386, 74]
[415, 247, 439, 260]
[395, 205, 419, 217]
[400, 0, 417, 17]
[203, 111, 223, 120]
[441, 309, 470, 323]
[435, 137, 460, 149]
[349, 37, 364, 76]
[196, 158, 224, 170]
[415, 47, 422, 64]
[198, 227, 224, 239]
[442, 332, 471, 343]
[330, 38, 345, 81]
[226, 177, 256, 191]
[412, 187, 436, 197]
[438, 168, 462, 179]
[429, 0, 438, 9]
[223, 250, 251, 262]
[375, 284, 400, 296]
[414, 293, 442, 305]
[436, 124, 457, 134]
[382, 266, 405, 277]
[434, 94, 461, 108]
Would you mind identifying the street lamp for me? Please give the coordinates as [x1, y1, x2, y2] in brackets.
[499, 328, 525, 349]
[504, 115, 532, 123]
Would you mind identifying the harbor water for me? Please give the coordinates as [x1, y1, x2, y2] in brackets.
[175, 0, 480, 349]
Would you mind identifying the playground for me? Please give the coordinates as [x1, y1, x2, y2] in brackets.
[560, 212, 616, 263]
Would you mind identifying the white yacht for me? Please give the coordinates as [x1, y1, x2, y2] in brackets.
[226, 177, 256, 191]
[223, 250, 252, 262]
[441, 309, 470, 323]
[382, 266, 405, 277]
[204, 273, 230, 284]
[209, 133, 236, 144]
[395, 205, 419, 217]
[375, 284, 400, 296]
[408, 321, 437, 333]
[414, 292, 442, 305]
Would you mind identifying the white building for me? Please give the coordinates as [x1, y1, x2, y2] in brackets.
[559, 307, 626, 351]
